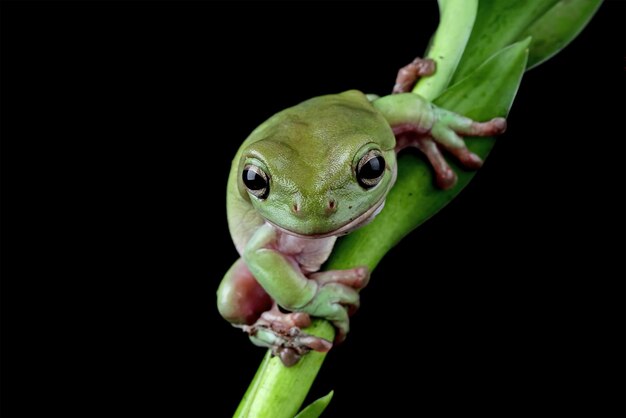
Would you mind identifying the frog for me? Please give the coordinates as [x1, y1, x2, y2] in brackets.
[216, 58, 506, 366]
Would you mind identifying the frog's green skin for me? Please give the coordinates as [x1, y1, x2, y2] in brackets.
[217, 74, 506, 366]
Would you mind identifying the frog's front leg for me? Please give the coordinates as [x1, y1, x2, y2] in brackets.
[242, 223, 369, 365]
[374, 92, 506, 189]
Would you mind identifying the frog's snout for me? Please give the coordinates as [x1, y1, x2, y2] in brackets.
[290, 197, 338, 217]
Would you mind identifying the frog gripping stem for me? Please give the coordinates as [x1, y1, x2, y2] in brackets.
[243, 304, 333, 367]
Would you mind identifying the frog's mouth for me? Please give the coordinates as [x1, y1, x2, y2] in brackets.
[265, 163, 396, 239]
[265, 195, 388, 239]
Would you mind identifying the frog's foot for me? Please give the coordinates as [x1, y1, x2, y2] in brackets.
[394, 111, 507, 189]
[241, 304, 332, 367]
[392, 57, 436, 94]
[301, 266, 370, 344]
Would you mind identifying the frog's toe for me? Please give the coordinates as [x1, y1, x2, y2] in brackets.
[457, 117, 506, 136]
[430, 123, 490, 173]
[402, 133, 458, 189]
[276, 347, 301, 367]
[392, 57, 436, 94]
[309, 266, 370, 290]
[448, 146, 483, 169]
[428, 110, 507, 173]
[295, 333, 333, 352]
[259, 305, 312, 331]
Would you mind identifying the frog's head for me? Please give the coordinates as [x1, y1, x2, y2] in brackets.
[237, 90, 397, 238]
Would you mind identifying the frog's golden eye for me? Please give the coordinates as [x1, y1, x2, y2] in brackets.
[242, 164, 269, 199]
[356, 150, 385, 189]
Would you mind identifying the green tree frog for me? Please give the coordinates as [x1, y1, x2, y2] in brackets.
[217, 58, 506, 366]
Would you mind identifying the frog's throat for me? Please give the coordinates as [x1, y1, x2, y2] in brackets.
[265, 164, 397, 240]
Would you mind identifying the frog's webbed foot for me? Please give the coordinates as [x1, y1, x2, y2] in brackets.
[395, 111, 507, 189]
[240, 304, 332, 367]
[392, 57, 436, 94]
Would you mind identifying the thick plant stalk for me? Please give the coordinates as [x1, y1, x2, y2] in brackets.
[232, 1, 601, 417]
[412, 0, 478, 99]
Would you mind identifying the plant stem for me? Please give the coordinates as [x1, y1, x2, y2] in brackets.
[413, 0, 478, 100]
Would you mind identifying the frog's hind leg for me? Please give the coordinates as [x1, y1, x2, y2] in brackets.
[217, 258, 273, 325]
[217, 258, 332, 366]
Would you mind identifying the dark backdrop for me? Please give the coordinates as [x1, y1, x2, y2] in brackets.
[2, 2, 624, 417]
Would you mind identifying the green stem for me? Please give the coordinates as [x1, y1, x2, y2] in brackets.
[413, 0, 478, 100]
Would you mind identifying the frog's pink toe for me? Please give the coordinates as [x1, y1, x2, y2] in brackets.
[290, 312, 312, 328]
[435, 165, 458, 190]
[448, 147, 483, 170]
[277, 347, 300, 367]
[297, 335, 332, 352]
[392, 57, 436, 94]
[491, 117, 507, 134]
[463, 117, 507, 136]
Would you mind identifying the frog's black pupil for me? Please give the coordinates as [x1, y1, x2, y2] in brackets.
[360, 156, 385, 179]
[243, 169, 267, 191]
[357, 155, 385, 189]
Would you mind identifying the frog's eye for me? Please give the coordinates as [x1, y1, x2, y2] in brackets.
[242, 164, 269, 199]
[356, 150, 385, 189]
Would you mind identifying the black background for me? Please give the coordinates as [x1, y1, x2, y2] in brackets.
[1, 1, 625, 417]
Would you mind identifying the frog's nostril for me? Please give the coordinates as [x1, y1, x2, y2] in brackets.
[292, 202, 300, 214]
[326, 199, 337, 213]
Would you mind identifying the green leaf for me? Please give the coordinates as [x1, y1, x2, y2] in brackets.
[452, 0, 558, 83]
[522, 0, 602, 69]
[326, 38, 530, 273]
[436, 38, 531, 119]
[294, 391, 334, 418]
[451, 0, 600, 83]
